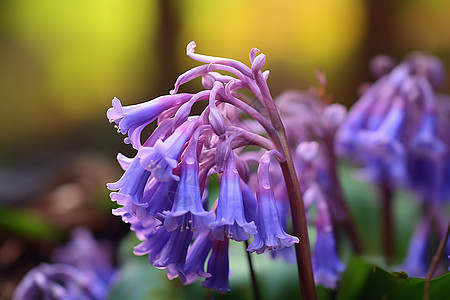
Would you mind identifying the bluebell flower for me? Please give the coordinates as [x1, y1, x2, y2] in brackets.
[202, 238, 231, 294]
[357, 99, 407, 185]
[313, 230, 346, 289]
[139, 118, 200, 182]
[248, 152, 299, 254]
[107, 155, 150, 210]
[13, 228, 117, 300]
[404, 52, 446, 89]
[240, 179, 257, 224]
[309, 185, 345, 289]
[52, 228, 116, 286]
[370, 55, 396, 79]
[407, 112, 446, 201]
[181, 229, 213, 285]
[13, 264, 105, 300]
[133, 221, 171, 264]
[153, 229, 194, 280]
[163, 129, 215, 232]
[107, 41, 328, 293]
[335, 64, 410, 160]
[107, 94, 193, 148]
[337, 52, 448, 197]
[210, 151, 257, 241]
[142, 176, 178, 216]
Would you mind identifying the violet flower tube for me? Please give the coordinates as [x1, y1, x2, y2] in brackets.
[107, 42, 316, 298]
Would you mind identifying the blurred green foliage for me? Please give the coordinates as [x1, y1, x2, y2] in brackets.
[0, 205, 61, 241]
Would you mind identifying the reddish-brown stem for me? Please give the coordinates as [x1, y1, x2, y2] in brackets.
[424, 221, 450, 300]
[279, 156, 317, 300]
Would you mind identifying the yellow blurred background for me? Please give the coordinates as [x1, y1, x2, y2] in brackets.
[1, 0, 449, 156]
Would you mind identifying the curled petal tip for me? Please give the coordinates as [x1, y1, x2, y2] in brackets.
[251, 53, 266, 75]
[112, 97, 122, 111]
[187, 41, 197, 55]
[249, 48, 260, 64]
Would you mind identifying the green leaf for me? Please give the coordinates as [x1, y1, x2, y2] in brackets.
[337, 257, 450, 300]
[337, 162, 421, 261]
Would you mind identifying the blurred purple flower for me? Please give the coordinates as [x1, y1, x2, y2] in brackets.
[336, 52, 449, 197]
[402, 218, 431, 278]
[14, 264, 106, 300]
[13, 228, 117, 300]
[310, 185, 345, 289]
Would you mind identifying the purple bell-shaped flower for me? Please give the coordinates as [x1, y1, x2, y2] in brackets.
[210, 150, 257, 241]
[247, 151, 299, 254]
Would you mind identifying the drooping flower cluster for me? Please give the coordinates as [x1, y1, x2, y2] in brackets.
[107, 42, 301, 293]
[336, 52, 450, 276]
[13, 228, 117, 300]
[336, 52, 448, 196]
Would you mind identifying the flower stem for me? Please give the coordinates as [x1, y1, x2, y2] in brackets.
[254, 72, 317, 300]
[380, 184, 394, 264]
[279, 138, 318, 300]
[425, 221, 450, 300]
[244, 240, 261, 300]
[324, 140, 363, 254]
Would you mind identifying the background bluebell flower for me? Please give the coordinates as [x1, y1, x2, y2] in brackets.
[13, 228, 117, 300]
[402, 217, 431, 278]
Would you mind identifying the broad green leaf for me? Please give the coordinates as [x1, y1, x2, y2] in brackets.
[337, 257, 450, 300]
